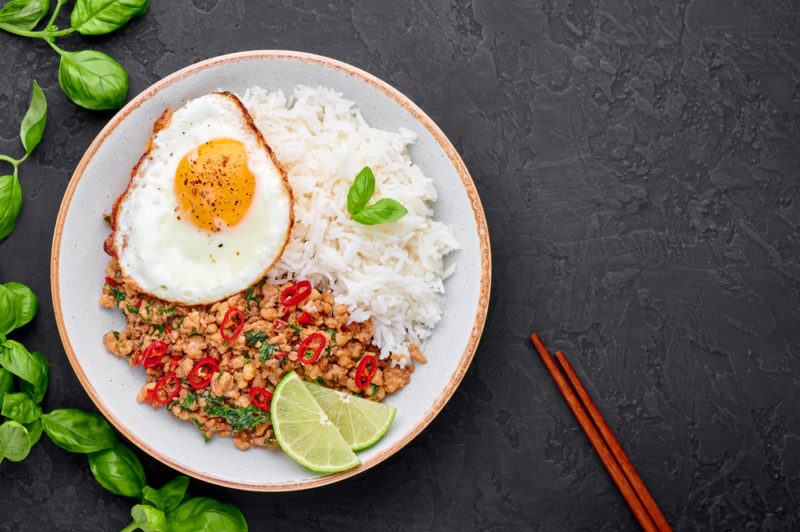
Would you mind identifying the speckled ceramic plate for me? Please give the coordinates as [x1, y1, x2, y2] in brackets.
[51, 51, 490, 491]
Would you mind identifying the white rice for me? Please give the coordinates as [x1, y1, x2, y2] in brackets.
[241, 86, 459, 362]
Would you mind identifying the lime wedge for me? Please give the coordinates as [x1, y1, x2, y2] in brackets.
[305, 382, 396, 451]
[270, 371, 359, 473]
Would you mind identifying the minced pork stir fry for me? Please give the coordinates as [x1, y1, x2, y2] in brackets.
[100, 259, 425, 450]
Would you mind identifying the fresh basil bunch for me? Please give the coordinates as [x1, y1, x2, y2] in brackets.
[347, 166, 408, 225]
[0, 281, 45, 462]
[0, 282, 248, 531]
[0, 0, 149, 110]
[0, 81, 46, 241]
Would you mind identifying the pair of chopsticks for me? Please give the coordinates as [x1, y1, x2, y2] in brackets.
[530, 333, 671, 531]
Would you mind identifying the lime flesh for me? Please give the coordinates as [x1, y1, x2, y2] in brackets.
[271, 372, 360, 473]
[305, 382, 396, 451]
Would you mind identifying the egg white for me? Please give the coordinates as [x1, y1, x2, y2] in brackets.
[113, 93, 292, 304]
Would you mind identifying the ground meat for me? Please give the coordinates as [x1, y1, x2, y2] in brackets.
[100, 258, 422, 451]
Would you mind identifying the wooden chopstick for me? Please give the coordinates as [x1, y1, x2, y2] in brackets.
[530, 333, 670, 531]
[554, 350, 672, 531]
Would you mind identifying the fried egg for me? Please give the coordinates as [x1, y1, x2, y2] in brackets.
[111, 92, 293, 304]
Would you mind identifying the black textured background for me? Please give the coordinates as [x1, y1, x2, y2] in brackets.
[1, 1, 799, 530]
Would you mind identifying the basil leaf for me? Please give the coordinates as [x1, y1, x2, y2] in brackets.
[126, 504, 167, 532]
[347, 166, 375, 215]
[0, 368, 13, 406]
[0, 0, 49, 31]
[0, 420, 31, 462]
[0, 340, 46, 398]
[88, 441, 145, 497]
[1, 392, 42, 423]
[166, 497, 248, 532]
[18, 350, 48, 403]
[70, 0, 148, 35]
[0, 174, 22, 241]
[41, 408, 116, 453]
[143, 476, 189, 512]
[58, 49, 128, 110]
[0, 286, 19, 336]
[4, 282, 38, 331]
[351, 198, 408, 225]
[19, 80, 46, 155]
[25, 417, 43, 446]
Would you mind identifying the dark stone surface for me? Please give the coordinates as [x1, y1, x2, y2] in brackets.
[1, 0, 799, 530]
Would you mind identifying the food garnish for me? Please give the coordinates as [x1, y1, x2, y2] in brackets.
[139, 340, 168, 368]
[270, 371, 360, 473]
[248, 387, 272, 412]
[297, 332, 327, 365]
[306, 381, 396, 451]
[354, 354, 378, 390]
[279, 279, 312, 306]
[187, 357, 218, 390]
[220, 307, 245, 342]
[147, 373, 180, 405]
[346, 166, 408, 225]
[0, 81, 46, 241]
[0, 0, 147, 109]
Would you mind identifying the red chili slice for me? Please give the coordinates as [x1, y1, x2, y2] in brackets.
[104, 276, 120, 287]
[280, 280, 312, 307]
[249, 387, 272, 412]
[141, 340, 169, 369]
[188, 357, 219, 390]
[275, 352, 288, 359]
[297, 311, 314, 326]
[149, 373, 181, 405]
[297, 333, 327, 365]
[354, 355, 378, 389]
[220, 307, 245, 342]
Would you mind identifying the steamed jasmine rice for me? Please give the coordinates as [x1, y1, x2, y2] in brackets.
[242, 86, 459, 362]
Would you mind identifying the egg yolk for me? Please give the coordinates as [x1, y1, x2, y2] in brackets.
[174, 138, 255, 232]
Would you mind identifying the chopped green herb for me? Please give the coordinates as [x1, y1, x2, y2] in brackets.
[315, 377, 325, 386]
[243, 357, 251, 364]
[103, 214, 111, 223]
[203, 394, 270, 432]
[126, 304, 139, 314]
[289, 323, 302, 336]
[158, 306, 176, 315]
[370, 384, 379, 399]
[192, 418, 210, 443]
[244, 330, 268, 347]
[180, 392, 198, 410]
[113, 331, 120, 340]
[153, 324, 165, 337]
[258, 342, 278, 362]
[111, 287, 126, 302]
[244, 287, 258, 302]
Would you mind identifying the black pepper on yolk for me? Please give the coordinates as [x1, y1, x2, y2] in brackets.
[174, 138, 255, 232]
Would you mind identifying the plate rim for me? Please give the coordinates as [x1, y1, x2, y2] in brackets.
[50, 50, 491, 491]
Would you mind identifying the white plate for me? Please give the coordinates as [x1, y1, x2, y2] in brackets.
[51, 51, 490, 491]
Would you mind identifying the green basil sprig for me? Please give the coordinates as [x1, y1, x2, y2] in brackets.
[2, 392, 42, 423]
[0, 81, 46, 241]
[141, 476, 189, 513]
[0, 0, 148, 110]
[0, 420, 32, 462]
[347, 166, 408, 225]
[42, 408, 117, 452]
[88, 441, 146, 497]
[0, 280, 49, 462]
